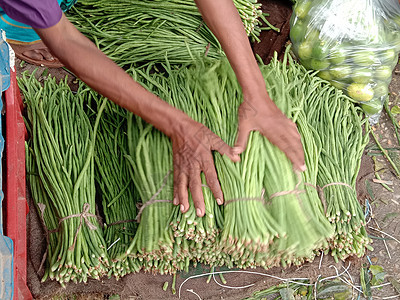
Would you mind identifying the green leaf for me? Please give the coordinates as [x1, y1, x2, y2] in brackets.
[361, 266, 372, 299]
[279, 287, 295, 300]
[389, 277, 400, 294]
[365, 179, 375, 200]
[42, 68, 49, 78]
[369, 265, 384, 275]
[317, 281, 351, 299]
[391, 105, 400, 114]
[109, 295, 120, 300]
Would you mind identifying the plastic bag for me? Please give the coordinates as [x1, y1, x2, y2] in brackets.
[290, 0, 400, 123]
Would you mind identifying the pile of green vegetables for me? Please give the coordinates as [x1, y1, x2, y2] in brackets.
[290, 0, 400, 121]
[67, 0, 270, 67]
[21, 48, 371, 288]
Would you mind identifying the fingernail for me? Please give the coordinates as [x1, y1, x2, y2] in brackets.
[180, 204, 185, 212]
[300, 164, 306, 172]
[173, 197, 178, 205]
[196, 208, 202, 217]
[216, 198, 223, 205]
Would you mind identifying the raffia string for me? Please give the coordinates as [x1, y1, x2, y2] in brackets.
[55, 203, 98, 251]
[36, 202, 99, 273]
[135, 170, 173, 223]
[224, 189, 266, 206]
[269, 175, 305, 200]
[304, 182, 354, 214]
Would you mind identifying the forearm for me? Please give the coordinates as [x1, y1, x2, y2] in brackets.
[194, 0, 266, 98]
[34, 14, 189, 137]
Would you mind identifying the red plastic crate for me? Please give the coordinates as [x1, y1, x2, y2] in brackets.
[4, 70, 33, 300]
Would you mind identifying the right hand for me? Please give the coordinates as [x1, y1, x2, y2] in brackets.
[234, 95, 306, 172]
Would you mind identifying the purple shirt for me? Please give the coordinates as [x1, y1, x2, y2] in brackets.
[0, 0, 62, 29]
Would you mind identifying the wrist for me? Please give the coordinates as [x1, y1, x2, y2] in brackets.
[162, 109, 195, 138]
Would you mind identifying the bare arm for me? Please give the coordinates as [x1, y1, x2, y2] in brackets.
[34, 15, 240, 217]
[195, 0, 306, 171]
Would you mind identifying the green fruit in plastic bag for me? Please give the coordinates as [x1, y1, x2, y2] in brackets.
[294, 1, 311, 19]
[352, 50, 376, 66]
[360, 98, 383, 115]
[351, 68, 373, 84]
[378, 48, 397, 65]
[311, 58, 330, 70]
[373, 81, 389, 98]
[290, 20, 306, 43]
[330, 65, 352, 79]
[318, 70, 332, 80]
[347, 83, 374, 102]
[374, 65, 392, 80]
[312, 41, 330, 60]
[298, 41, 313, 60]
[305, 28, 320, 42]
[330, 46, 347, 64]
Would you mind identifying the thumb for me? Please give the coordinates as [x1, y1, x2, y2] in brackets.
[210, 135, 240, 162]
[233, 123, 251, 155]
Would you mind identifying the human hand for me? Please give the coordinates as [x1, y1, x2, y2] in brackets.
[234, 95, 306, 172]
[171, 119, 240, 217]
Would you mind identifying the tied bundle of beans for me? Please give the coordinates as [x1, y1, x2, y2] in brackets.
[67, 0, 265, 67]
[189, 56, 333, 269]
[153, 64, 228, 267]
[123, 66, 225, 273]
[90, 98, 140, 279]
[196, 67, 283, 269]
[20, 74, 109, 286]
[301, 82, 372, 262]
[123, 117, 176, 275]
[258, 53, 334, 266]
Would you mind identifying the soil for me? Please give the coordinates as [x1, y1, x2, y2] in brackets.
[17, 0, 400, 299]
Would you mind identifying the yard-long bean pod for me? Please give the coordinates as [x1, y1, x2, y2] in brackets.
[300, 71, 372, 261]
[67, 0, 264, 67]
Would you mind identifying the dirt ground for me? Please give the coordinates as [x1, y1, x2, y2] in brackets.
[16, 0, 400, 299]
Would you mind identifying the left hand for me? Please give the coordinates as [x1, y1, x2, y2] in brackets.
[171, 118, 240, 217]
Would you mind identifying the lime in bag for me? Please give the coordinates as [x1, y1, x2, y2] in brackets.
[290, 0, 400, 123]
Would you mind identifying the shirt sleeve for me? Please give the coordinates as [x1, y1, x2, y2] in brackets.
[0, 0, 62, 29]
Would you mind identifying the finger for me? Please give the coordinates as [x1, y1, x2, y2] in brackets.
[202, 158, 224, 206]
[178, 171, 189, 213]
[268, 122, 306, 172]
[233, 123, 252, 155]
[188, 166, 205, 217]
[172, 153, 180, 206]
[287, 126, 306, 172]
[209, 133, 240, 162]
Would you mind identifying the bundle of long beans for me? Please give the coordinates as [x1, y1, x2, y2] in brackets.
[258, 54, 334, 266]
[188, 56, 333, 269]
[123, 116, 176, 275]
[153, 64, 229, 267]
[122, 65, 226, 273]
[301, 83, 372, 261]
[67, 0, 265, 67]
[187, 61, 282, 269]
[21, 74, 109, 286]
[91, 98, 139, 279]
